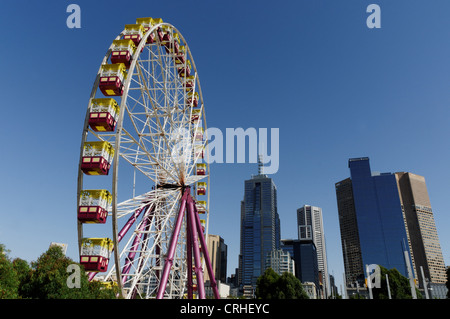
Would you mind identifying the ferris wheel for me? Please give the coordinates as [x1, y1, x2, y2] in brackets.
[76, 17, 219, 299]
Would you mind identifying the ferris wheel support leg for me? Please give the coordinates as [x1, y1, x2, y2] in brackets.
[130, 215, 153, 299]
[186, 207, 194, 299]
[121, 206, 151, 282]
[192, 199, 220, 299]
[156, 188, 190, 299]
[187, 196, 206, 299]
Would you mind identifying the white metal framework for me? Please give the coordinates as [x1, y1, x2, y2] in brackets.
[76, 20, 210, 299]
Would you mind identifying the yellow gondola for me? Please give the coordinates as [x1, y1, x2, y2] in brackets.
[78, 189, 112, 224]
[88, 98, 120, 132]
[81, 141, 115, 175]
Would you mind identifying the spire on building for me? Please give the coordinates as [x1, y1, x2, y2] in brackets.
[258, 154, 264, 175]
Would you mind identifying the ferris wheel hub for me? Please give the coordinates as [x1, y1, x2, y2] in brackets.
[77, 17, 215, 299]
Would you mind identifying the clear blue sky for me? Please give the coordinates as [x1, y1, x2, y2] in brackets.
[1, 0, 450, 294]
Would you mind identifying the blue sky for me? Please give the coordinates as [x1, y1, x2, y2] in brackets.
[1, 0, 450, 294]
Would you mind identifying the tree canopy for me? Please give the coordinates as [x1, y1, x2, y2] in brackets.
[371, 266, 422, 299]
[0, 244, 117, 299]
[255, 268, 309, 299]
[0, 244, 20, 298]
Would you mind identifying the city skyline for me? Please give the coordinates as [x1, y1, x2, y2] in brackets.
[0, 1, 450, 297]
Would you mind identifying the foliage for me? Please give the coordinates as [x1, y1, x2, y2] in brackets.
[277, 272, 310, 299]
[255, 268, 309, 299]
[255, 268, 279, 299]
[0, 244, 117, 299]
[12, 257, 32, 297]
[372, 266, 422, 299]
[0, 244, 19, 298]
[27, 245, 91, 298]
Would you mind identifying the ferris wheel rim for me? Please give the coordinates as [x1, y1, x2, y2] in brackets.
[76, 20, 211, 299]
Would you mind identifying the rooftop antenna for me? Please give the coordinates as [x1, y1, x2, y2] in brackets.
[258, 154, 264, 175]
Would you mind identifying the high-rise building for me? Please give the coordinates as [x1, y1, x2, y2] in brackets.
[205, 234, 227, 283]
[336, 157, 446, 292]
[281, 239, 320, 289]
[239, 171, 280, 288]
[335, 177, 364, 285]
[335, 157, 413, 286]
[265, 249, 295, 276]
[395, 172, 446, 286]
[328, 274, 339, 299]
[297, 205, 329, 297]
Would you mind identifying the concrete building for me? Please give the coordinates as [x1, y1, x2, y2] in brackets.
[204, 234, 227, 283]
[297, 205, 329, 297]
[265, 249, 295, 276]
[395, 172, 446, 287]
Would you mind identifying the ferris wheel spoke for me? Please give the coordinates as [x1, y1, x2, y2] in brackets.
[134, 61, 188, 182]
[109, 189, 183, 298]
[77, 19, 214, 299]
[120, 127, 180, 183]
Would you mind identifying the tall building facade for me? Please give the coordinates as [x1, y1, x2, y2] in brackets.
[281, 239, 320, 289]
[335, 177, 364, 285]
[265, 249, 295, 276]
[297, 205, 329, 297]
[336, 157, 446, 290]
[239, 173, 280, 288]
[395, 172, 446, 286]
[205, 234, 227, 283]
[335, 157, 412, 286]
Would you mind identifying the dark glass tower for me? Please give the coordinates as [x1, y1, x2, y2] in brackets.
[281, 239, 320, 289]
[336, 157, 413, 285]
[239, 173, 280, 288]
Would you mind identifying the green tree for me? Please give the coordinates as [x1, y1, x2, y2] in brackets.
[0, 244, 19, 298]
[372, 266, 422, 299]
[0, 244, 117, 299]
[12, 257, 32, 297]
[255, 268, 309, 299]
[26, 245, 117, 299]
[255, 268, 279, 299]
[275, 272, 309, 299]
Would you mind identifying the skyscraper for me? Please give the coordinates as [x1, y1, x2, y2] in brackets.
[239, 171, 280, 288]
[281, 239, 320, 289]
[335, 177, 364, 285]
[395, 172, 446, 287]
[297, 205, 329, 297]
[336, 158, 447, 293]
[335, 157, 413, 286]
[205, 234, 227, 283]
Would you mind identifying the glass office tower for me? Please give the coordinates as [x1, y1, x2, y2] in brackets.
[336, 157, 413, 283]
[281, 239, 320, 289]
[297, 205, 329, 297]
[239, 173, 280, 288]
